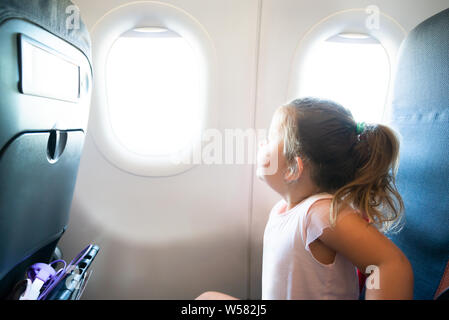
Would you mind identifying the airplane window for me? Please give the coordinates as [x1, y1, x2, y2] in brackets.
[106, 27, 200, 156]
[299, 33, 390, 123]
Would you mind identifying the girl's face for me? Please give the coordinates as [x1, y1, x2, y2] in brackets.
[256, 116, 289, 195]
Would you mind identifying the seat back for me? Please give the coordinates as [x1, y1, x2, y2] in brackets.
[388, 8, 449, 300]
[0, 0, 92, 298]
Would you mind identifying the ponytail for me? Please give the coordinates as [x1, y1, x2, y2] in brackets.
[330, 124, 404, 232]
[281, 98, 404, 232]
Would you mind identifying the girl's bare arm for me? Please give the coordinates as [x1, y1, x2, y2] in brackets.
[319, 209, 414, 299]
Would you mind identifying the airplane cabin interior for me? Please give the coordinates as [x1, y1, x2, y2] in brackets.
[0, 0, 448, 306]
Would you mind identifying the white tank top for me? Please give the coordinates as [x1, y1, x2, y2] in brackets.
[262, 193, 359, 300]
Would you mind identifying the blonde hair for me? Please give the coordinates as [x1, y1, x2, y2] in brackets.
[275, 98, 404, 232]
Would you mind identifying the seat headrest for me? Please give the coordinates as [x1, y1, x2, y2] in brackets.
[0, 0, 91, 63]
[388, 8, 449, 300]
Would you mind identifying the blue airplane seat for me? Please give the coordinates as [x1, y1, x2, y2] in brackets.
[387, 8, 449, 299]
[0, 0, 92, 298]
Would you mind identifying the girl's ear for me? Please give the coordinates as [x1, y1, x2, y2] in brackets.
[284, 156, 303, 182]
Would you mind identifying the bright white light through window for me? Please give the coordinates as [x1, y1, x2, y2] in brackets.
[106, 29, 200, 156]
[300, 34, 390, 123]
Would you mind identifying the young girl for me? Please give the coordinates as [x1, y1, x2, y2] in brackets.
[197, 97, 413, 300]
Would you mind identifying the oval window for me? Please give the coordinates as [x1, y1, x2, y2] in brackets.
[299, 33, 390, 123]
[105, 27, 200, 157]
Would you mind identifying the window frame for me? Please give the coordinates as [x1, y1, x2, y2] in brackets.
[287, 8, 406, 124]
[89, 2, 217, 177]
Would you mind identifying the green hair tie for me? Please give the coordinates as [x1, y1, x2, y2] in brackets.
[356, 122, 366, 135]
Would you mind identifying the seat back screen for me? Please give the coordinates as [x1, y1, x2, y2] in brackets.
[19, 34, 80, 103]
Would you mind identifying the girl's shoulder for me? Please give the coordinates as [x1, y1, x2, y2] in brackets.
[306, 197, 359, 227]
